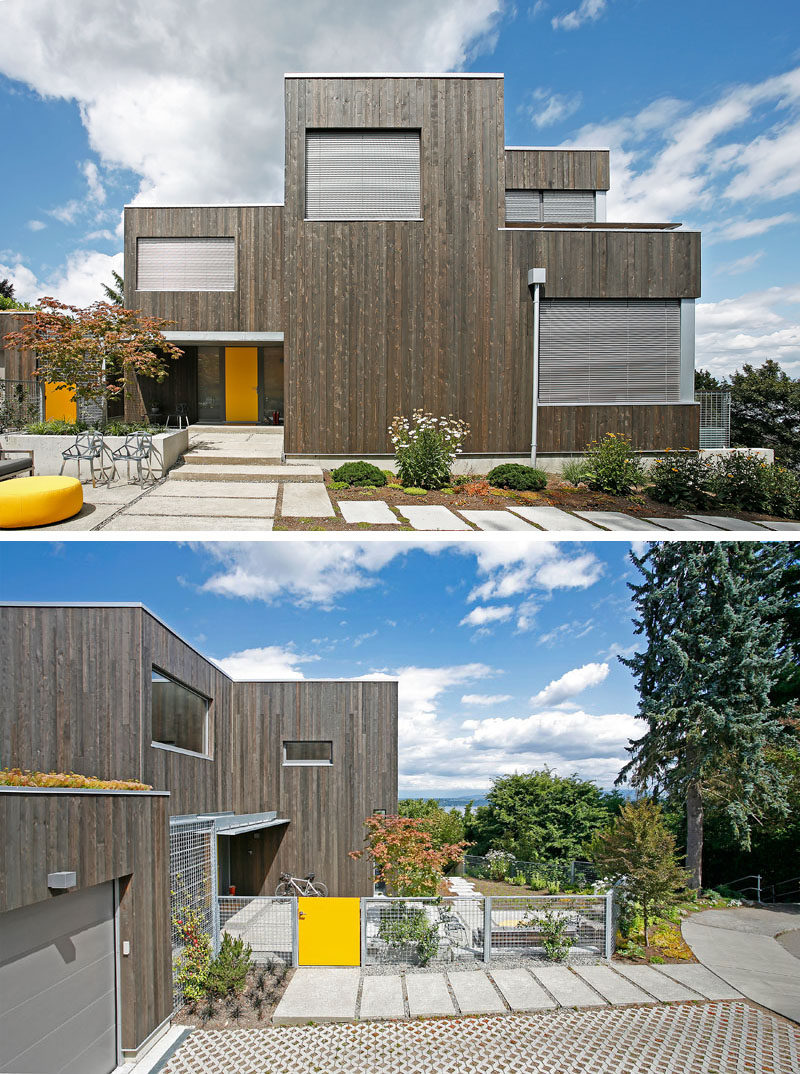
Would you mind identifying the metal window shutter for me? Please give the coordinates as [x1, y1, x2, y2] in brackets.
[136, 237, 236, 291]
[542, 190, 596, 222]
[539, 299, 681, 404]
[505, 190, 542, 222]
[305, 131, 420, 220]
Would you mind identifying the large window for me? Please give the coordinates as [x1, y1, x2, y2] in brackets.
[136, 237, 236, 291]
[282, 741, 333, 766]
[151, 668, 210, 756]
[506, 189, 596, 223]
[305, 130, 421, 220]
[538, 299, 681, 405]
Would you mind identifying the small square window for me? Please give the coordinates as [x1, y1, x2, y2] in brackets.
[151, 668, 210, 757]
[282, 740, 333, 766]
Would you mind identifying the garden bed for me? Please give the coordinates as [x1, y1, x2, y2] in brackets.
[173, 965, 294, 1030]
[0, 428, 188, 480]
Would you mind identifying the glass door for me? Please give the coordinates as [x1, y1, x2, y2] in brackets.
[197, 346, 225, 422]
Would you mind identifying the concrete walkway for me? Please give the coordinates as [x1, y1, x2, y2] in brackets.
[682, 905, 800, 1024]
[272, 961, 742, 1024]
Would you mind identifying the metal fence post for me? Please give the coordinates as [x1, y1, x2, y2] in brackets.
[360, 898, 368, 967]
[756, 875, 761, 903]
[604, 889, 614, 960]
[483, 896, 492, 964]
[209, 825, 220, 955]
[570, 860, 575, 885]
[291, 899, 299, 968]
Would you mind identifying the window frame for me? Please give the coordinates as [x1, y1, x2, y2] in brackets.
[150, 665, 212, 759]
[282, 740, 334, 767]
[135, 236, 237, 293]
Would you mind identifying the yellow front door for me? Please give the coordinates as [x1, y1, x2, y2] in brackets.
[44, 383, 77, 423]
[298, 898, 361, 966]
[224, 347, 259, 422]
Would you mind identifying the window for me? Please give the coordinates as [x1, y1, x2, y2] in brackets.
[282, 741, 333, 766]
[136, 237, 235, 291]
[151, 668, 210, 756]
[305, 130, 421, 220]
[505, 189, 596, 223]
[538, 299, 681, 405]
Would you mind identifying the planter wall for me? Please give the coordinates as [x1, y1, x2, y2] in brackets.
[0, 428, 188, 481]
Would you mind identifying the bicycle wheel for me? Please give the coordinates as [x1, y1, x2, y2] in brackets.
[309, 882, 328, 897]
[275, 882, 294, 896]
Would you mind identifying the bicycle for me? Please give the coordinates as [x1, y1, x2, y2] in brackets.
[275, 871, 328, 897]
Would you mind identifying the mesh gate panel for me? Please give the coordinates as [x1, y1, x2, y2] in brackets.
[218, 896, 294, 964]
[488, 895, 606, 958]
[364, 898, 484, 965]
[170, 818, 216, 1007]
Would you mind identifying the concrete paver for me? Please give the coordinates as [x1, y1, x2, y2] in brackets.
[281, 483, 335, 518]
[759, 520, 800, 530]
[654, 964, 742, 1001]
[574, 965, 653, 1005]
[458, 510, 535, 531]
[29, 504, 118, 531]
[489, 968, 556, 1011]
[174, 464, 322, 481]
[686, 514, 767, 531]
[338, 500, 399, 525]
[506, 505, 601, 530]
[447, 971, 505, 1014]
[644, 516, 724, 531]
[149, 481, 279, 499]
[103, 514, 274, 531]
[164, 1002, 800, 1074]
[530, 965, 607, 1007]
[272, 968, 360, 1025]
[612, 963, 703, 1002]
[359, 975, 405, 1020]
[395, 506, 471, 531]
[573, 511, 667, 531]
[404, 973, 456, 1017]
[81, 484, 151, 506]
[129, 496, 276, 518]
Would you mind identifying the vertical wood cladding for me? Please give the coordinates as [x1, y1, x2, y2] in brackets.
[0, 311, 36, 380]
[504, 149, 610, 190]
[123, 206, 284, 332]
[0, 790, 172, 1052]
[2, 605, 398, 900]
[539, 403, 700, 452]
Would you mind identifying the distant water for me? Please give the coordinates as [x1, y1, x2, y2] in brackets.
[399, 795, 490, 811]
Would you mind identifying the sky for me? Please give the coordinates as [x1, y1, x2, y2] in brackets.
[0, 536, 650, 797]
[0, 0, 798, 377]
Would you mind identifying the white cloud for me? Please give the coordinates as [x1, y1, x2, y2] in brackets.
[713, 251, 765, 277]
[696, 285, 800, 377]
[26, 220, 46, 232]
[467, 708, 639, 762]
[708, 214, 797, 243]
[215, 645, 319, 680]
[0, 249, 124, 306]
[461, 693, 514, 705]
[467, 542, 603, 603]
[459, 604, 514, 628]
[522, 87, 582, 128]
[530, 660, 609, 706]
[551, 0, 607, 31]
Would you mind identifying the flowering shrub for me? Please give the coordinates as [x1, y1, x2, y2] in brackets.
[763, 464, 800, 518]
[0, 767, 151, 790]
[173, 908, 213, 1002]
[350, 814, 467, 896]
[648, 451, 715, 508]
[485, 848, 516, 881]
[389, 411, 469, 490]
[583, 433, 645, 495]
[711, 452, 773, 513]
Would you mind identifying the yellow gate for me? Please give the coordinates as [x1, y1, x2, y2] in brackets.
[224, 347, 259, 422]
[44, 382, 77, 423]
[297, 898, 361, 966]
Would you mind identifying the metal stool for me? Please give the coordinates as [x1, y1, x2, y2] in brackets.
[59, 433, 107, 487]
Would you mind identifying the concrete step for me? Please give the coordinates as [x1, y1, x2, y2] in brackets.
[172, 463, 323, 483]
[185, 454, 284, 466]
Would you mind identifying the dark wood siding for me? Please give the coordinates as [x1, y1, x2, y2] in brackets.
[0, 311, 36, 381]
[539, 403, 700, 452]
[0, 789, 171, 1053]
[505, 149, 609, 190]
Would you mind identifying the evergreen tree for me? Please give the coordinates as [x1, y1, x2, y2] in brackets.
[101, 269, 125, 306]
[618, 542, 795, 889]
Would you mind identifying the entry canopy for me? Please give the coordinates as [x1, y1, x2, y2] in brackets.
[162, 331, 284, 345]
[199, 810, 290, 836]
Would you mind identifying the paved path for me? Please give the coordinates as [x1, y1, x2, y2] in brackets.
[272, 961, 742, 1024]
[163, 1002, 800, 1074]
[682, 905, 800, 1024]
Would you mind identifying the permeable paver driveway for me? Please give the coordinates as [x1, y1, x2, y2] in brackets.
[163, 1002, 800, 1074]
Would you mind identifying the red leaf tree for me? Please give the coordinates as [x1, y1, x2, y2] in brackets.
[350, 814, 467, 896]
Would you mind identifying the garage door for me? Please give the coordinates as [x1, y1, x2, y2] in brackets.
[0, 882, 117, 1074]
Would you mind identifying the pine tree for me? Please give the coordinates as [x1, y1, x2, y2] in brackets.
[101, 269, 124, 306]
[617, 542, 796, 889]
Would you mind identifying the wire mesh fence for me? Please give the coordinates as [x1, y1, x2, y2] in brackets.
[0, 379, 41, 430]
[696, 391, 731, 449]
[463, 854, 597, 890]
[486, 895, 607, 959]
[169, 817, 217, 1008]
[218, 896, 295, 964]
[364, 897, 484, 965]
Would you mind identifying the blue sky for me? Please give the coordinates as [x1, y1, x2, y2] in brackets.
[0, 537, 649, 796]
[0, 0, 798, 376]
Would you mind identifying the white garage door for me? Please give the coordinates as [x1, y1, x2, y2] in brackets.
[0, 882, 117, 1074]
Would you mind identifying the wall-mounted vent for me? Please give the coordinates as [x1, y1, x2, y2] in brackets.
[136, 237, 236, 291]
[305, 130, 421, 220]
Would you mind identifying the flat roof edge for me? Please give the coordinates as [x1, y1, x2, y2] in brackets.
[125, 203, 284, 210]
[506, 145, 611, 152]
[0, 786, 170, 797]
[284, 72, 503, 79]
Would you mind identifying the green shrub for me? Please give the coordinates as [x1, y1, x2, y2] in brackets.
[561, 459, 592, 486]
[205, 932, 253, 997]
[378, 904, 440, 966]
[25, 419, 88, 435]
[390, 410, 469, 490]
[648, 451, 715, 508]
[485, 848, 515, 881]
[403, 487, 428, 496]
[451, 473, 471, 487]
[583, 433, 645, 495]
[509, 872, 528, 887]
[173, 909, 213, 1002]
[711, 453, 772, 513]
[487, 463, 548, 491]
[330, 460, 387, 487]
[519, 904, 574, 962]
[762, 464, 800, 518]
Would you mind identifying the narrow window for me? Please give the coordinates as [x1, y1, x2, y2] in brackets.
[305, 130, 421, 220]
[136, 237, 236, 291]
[505, 189, 596, 223]
[151, 668, 210, 756]
[282, 740, 333, 766]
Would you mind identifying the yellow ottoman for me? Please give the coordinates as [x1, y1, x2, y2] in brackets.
[0, 476, 84, 529]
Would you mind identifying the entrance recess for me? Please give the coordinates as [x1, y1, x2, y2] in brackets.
[297, 897, 360, 966]
[224, 347, 259, 422]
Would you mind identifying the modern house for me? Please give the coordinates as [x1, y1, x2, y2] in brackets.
[0, 602, 398, 1071]
[121, 73, 701, 457]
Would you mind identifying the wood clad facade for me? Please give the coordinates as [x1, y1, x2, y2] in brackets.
[0, 789, 172, 1052]
[0, 310, 36, 380]
[118, 74, 701, 454]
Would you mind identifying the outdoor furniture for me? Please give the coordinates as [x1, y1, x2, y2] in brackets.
[59, 432, 106, 487]
[166, 403, 190, 429]
[110, 432, 155, 485]
[0, 448, 34, 481]
[0, 475, 83, 529]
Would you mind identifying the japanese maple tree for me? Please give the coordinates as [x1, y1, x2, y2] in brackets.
[350, 814, 467, 896]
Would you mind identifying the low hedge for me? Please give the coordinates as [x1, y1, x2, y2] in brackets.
[330, 461, 387, 487]
[487, 463, 548, 491]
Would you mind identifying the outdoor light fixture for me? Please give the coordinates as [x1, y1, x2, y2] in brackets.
[527, 268, 546, 466]
[47, 871, 76, 890]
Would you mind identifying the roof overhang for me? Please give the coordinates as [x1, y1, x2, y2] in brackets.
[163, 331, 284, 345]
[198, 810, 290, 836]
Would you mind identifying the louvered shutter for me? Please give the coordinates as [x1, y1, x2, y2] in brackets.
[305, 131, 421, 220]
[505, 190, 542, 222]
[539, 299, 681, 404]
[541, 191, 596, 222]
[136, 238, 236, 291]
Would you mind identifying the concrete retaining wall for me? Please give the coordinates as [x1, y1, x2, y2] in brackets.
[0, 429, 188, 481]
